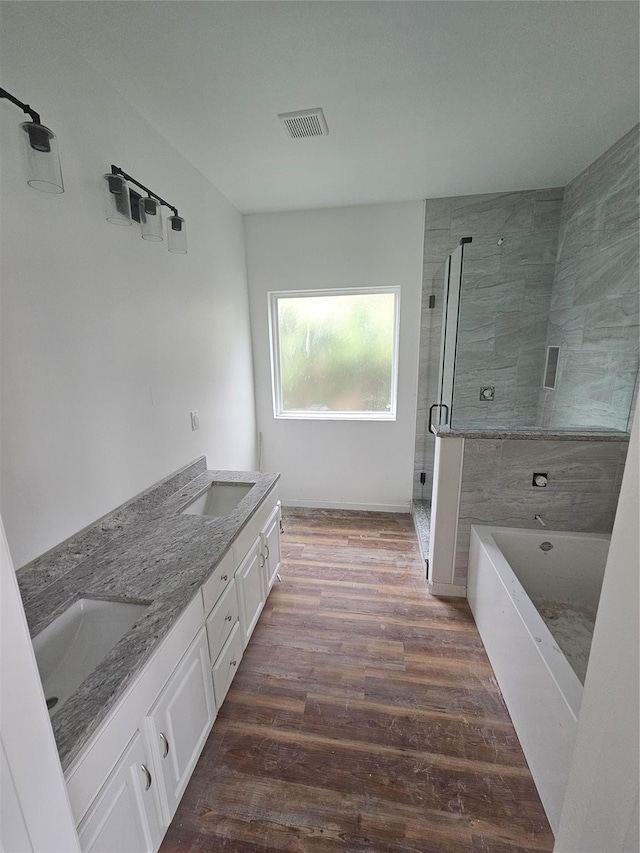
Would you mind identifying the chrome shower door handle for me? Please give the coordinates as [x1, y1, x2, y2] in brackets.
[428, 403, 450, 434]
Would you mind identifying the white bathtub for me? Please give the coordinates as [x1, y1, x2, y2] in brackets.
[467, 525, 610, 835]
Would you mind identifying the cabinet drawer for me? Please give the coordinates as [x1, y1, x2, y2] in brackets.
[201, 548, 235, 615]
[212, 621, 243, 708]
[205, 578, 238, 662]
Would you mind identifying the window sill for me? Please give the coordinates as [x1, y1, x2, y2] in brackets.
[274, 411, 397, 422]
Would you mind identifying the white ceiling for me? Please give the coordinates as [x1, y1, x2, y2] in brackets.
[33, 1, 639, 213]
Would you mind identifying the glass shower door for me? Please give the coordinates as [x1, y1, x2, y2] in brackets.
[428, 240, 468, 432]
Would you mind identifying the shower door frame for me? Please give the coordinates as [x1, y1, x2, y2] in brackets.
[428, 237, 470, 434]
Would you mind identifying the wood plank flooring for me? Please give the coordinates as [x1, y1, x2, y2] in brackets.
[160, 509, 554, 853]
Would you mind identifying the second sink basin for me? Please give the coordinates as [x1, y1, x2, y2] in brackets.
[32, 598, 148, 717]
[181, 482, 252, 517]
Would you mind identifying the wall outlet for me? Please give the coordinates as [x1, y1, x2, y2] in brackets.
[190, 410, 199, 431]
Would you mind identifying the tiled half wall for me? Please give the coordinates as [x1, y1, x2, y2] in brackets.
[453, 436, 629, 584]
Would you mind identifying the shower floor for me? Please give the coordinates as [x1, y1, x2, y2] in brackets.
[412, 499, 431, 574]
[534, 599, 597, 684]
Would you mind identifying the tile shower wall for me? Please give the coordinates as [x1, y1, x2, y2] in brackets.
[413, 188, 563, 500]
[452, 192, 564, 428]
[538, 126, 639, 430]
[453, 437, 629, 583]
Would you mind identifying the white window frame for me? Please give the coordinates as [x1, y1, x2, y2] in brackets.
[268, 286, 401, 421]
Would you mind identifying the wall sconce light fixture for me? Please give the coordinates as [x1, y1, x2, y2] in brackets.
[1, 86, 64, 193]
[102, 165, 187, 254]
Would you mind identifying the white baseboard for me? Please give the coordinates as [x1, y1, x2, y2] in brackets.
[428, 580, 467, 598]
[280, 499, 411, 513]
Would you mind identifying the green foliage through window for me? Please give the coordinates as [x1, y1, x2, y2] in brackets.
[271, 289, 398, 418]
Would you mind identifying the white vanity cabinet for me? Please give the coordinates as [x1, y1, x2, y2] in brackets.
[144, 628, 215, 823]
[76, 732, 162, 853]
[65, 483, 282, 853]
[66, 596, 206, 847]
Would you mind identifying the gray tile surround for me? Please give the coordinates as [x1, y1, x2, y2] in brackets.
[452, 437, 629, 584]
[17, 459, 280, 771]
[413, 187, 564, 501]
[413, 127, 639, 585]
[539, 126, 639, 431]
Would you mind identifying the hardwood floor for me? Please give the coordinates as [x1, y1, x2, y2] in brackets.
[160, 509, 554, 853]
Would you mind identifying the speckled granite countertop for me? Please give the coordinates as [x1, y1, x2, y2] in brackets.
[17, 457, 279, 772]
[433, 425, 630, 441]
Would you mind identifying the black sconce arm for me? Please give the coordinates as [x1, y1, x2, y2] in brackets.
[0, 87, 41, 124]
[110, 165, 179, 217]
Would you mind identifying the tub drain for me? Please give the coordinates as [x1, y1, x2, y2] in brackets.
[539, 541, 553, 552]
[46, 696, 59, 710]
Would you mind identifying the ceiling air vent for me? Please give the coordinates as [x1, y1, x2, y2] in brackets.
[278, 108, 329, 139]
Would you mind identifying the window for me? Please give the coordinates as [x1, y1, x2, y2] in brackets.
[269, 287, 400, 420]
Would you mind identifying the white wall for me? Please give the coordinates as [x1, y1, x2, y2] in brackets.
[554, 400, 639, 853]
[0, 5, 257, 568]
[245, 202, 424, 511]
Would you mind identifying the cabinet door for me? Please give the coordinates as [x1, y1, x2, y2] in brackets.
[211, 621, 243, 708]
[262, 503, 282, 594]
[77, 732, 162, 853]
[235, 537, 264, 649]
[145, 629, 215, 823]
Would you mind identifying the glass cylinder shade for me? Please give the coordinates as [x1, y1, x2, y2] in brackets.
[102, 174, 132, 225]
[20, 122, 64, 193]
[167, 216, 187, 254]
[139, 197, 163, 241]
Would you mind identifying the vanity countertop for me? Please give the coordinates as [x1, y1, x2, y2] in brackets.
[17, 457, 279, 772]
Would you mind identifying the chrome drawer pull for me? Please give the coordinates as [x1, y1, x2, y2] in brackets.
[221, 574, 228, 582]
[264, 544, 270, 560]
[230, 659, 237, 667]
[141, 764, 152, 791]
[259, 553, 265, 568]
[160, 732, 170, 758]
[225, 613, 233, 622]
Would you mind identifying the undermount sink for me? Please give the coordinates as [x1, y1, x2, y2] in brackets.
[181, 482, 252, 517]
[32, 598, 148, 717]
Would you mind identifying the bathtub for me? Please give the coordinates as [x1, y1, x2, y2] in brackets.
[467, 525, 610, 835]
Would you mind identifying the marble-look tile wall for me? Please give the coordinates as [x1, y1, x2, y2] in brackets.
[454, 208, 562, 427]
[453, 437, 629, 583]
[413, 188, 563, 499]
[538, 126, 639, 431]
